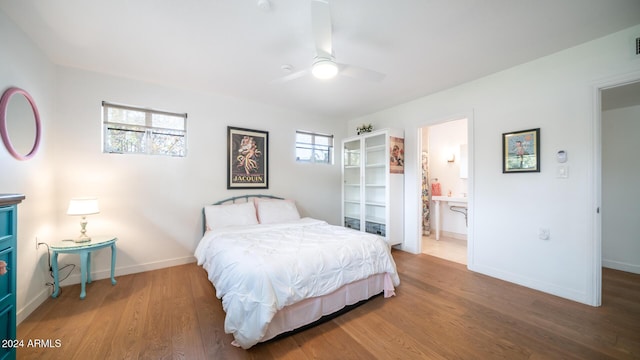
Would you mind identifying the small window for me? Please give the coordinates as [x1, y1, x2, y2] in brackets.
[295, 130, 334, 164]
[102, 101, 187, 157]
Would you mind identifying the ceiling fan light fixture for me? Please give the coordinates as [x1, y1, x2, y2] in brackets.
[311, 58, 338, 79]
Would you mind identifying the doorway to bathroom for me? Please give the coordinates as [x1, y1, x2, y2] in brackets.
[420, 117, 468, 265]
[597, 77, 640, 306]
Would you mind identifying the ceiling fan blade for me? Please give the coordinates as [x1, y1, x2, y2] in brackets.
[311, 0, 332, 58]
[271, 68, 311, 84]
[338, 64, 386, 82]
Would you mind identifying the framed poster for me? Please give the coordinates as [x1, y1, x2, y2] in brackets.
[390, 136, 404, 174]
[227, 126, 268, 189]
[502, 128, 540, 173]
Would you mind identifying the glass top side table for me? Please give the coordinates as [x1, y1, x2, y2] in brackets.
[50, 235, 117, 299]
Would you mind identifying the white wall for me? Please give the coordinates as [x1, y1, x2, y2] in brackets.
[1, 10, 345, 323]
[0, 10, 58, 324]
[602, 104, 640, 273]
[48, 67, 345, 305]
[349, 24, 640, 305]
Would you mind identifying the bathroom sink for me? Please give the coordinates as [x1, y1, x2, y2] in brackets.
[432, 196, 467, 202]
[431, 195, 467, 241]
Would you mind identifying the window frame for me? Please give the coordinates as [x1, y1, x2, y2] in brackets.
[295, 130, 334, 164]
[102, 101, 187, 157]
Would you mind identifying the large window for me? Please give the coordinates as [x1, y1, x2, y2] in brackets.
[102, 101, 187, 157]
[295, 130, 333, 164]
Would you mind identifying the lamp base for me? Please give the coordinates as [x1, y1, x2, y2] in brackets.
[75, 216, 91, 242]
[74, 234, 91, 243]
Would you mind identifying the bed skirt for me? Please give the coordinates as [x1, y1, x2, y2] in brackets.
[259, 272, 394, 343]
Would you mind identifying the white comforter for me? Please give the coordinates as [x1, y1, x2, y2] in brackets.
[194, 218, 400, 349]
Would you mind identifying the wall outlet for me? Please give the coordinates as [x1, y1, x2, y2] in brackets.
[35, 237, 46, 250]
[538, 228, 550, 240]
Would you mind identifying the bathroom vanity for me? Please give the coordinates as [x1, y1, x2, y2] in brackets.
[431, 196, 467, 240]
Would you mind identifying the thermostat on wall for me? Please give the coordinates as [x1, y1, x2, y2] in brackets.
[556, 150, 567, 163]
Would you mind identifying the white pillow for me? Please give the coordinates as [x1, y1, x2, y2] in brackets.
[204, 202, 258, 230]
[255, 199, 301, 224]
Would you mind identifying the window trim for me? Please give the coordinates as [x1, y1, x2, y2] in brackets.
[295, 130, 334, 164]
[102, 101, 187, 157]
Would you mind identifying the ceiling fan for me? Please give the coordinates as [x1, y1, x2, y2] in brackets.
[274, 0, 386, 83]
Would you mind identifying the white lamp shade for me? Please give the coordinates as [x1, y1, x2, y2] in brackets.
[67, 197, 100, 216]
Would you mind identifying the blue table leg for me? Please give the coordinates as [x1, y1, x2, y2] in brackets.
[79, 251, 88, 299]
[87, 251, 92, 284]
[51, 252, 60, 298]
[110, 243, 117, 286]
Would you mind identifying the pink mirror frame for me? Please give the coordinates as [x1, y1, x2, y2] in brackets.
[0, 87, 41, 161]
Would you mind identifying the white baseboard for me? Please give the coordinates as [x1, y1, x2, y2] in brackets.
[440, 231, 467, 241]
[602, 259, 640, 274]
[468, 262, 591, 306]
[17, 255, 196, 325]
[60, 255, 197, 284]
[17, 288, 51, 325]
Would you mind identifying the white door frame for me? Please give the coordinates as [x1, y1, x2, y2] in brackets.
[416, 110, 474, 268]
[590, 70, 640, 306]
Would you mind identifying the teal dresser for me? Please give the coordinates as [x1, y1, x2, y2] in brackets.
[0, 194, 24, 360]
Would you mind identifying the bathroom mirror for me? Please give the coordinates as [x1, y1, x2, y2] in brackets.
[0, 87, 41, 160]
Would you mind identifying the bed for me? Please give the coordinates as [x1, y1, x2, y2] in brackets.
[194, 194, 400, 349]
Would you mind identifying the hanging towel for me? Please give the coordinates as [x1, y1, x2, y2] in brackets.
[431, 182, 441, 196]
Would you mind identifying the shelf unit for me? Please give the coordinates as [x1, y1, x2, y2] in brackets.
[341, 129, 404, 245]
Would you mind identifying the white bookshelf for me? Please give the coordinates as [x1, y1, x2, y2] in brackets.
[341, 128, 404, 245]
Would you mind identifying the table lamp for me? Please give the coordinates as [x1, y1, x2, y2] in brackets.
[67, 197, 100, 242]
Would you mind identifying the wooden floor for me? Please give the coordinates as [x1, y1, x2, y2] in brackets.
[17, 251, 640, 359]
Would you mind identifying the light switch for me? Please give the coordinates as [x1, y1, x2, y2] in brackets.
[557, 165, 568, 178]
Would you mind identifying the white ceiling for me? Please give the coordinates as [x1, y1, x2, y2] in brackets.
[2, 0, 640, 119]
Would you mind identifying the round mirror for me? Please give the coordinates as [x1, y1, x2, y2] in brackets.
[0, 87, 41, 161]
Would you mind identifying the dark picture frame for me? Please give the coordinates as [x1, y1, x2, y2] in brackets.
[227, 126, 268, 189]
[502, 128, 540, 173]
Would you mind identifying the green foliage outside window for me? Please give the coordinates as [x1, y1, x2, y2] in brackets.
[102, 102, 187, 157]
